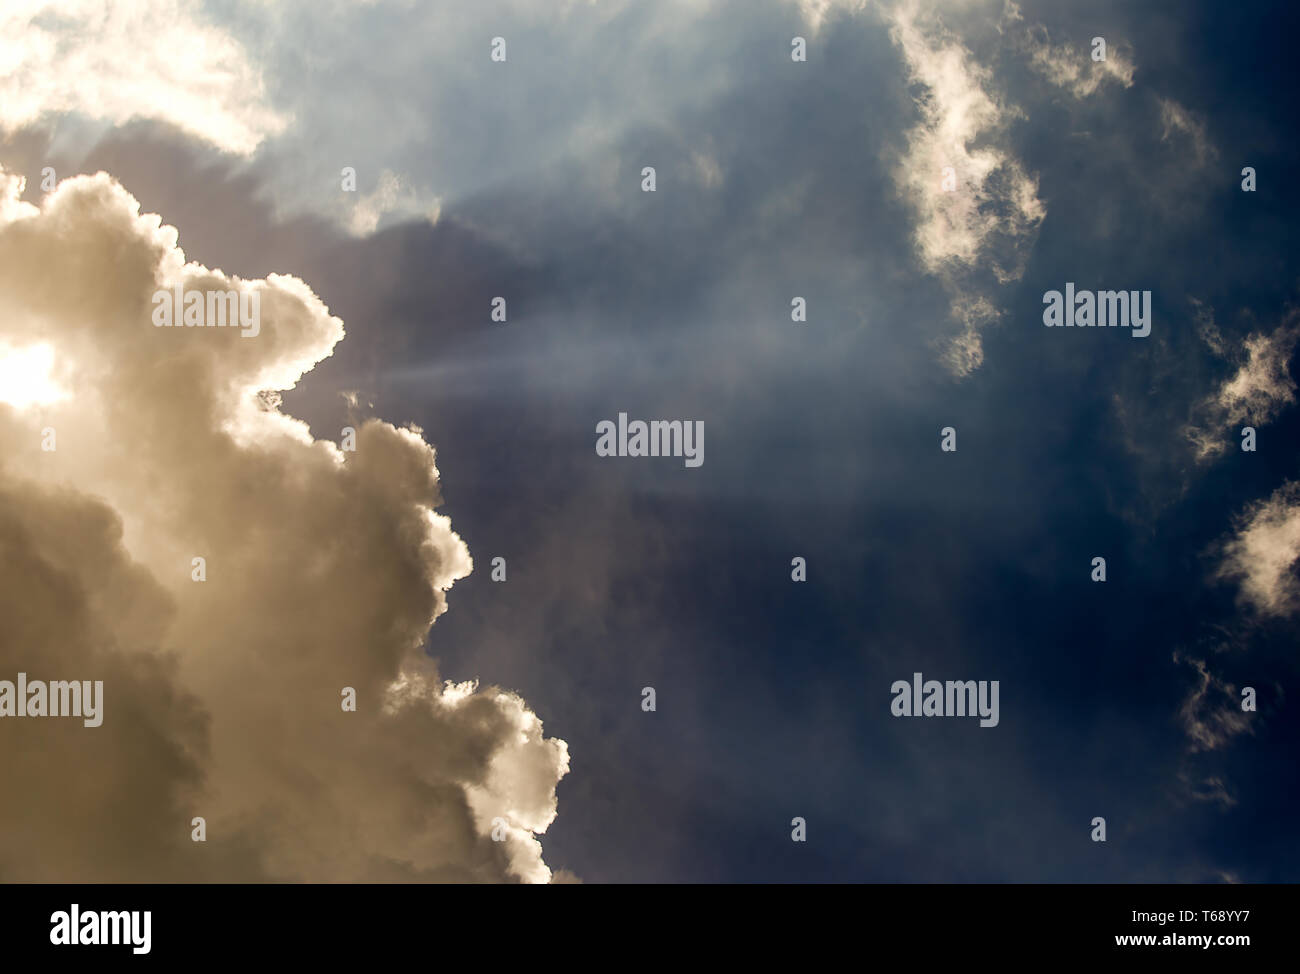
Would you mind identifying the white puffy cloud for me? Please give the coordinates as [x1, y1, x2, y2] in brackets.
[1214, 480, 1300, 618]
[0, 0, 287, 156]
[0, 167, 569, 882]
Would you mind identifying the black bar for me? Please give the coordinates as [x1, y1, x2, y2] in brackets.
[1, 883, 1292, 961]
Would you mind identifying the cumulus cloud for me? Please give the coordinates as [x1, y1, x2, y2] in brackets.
[1214, 480, 1300, 618]
[0, 168, 569, 882]
[0, 0, 287, 156]
[1186, 308, 1298, 461]
[884, 0, 1044, 375]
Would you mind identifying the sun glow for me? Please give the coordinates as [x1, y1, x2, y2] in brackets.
[0, 342, 67, 408]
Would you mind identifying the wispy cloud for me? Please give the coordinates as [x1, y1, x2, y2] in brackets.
[1158, 97, 1217, 167]
[1173, 653, 1252, 753]
[1187, 307, 1298, 461]
[884, 0, 1044, 375]
[1020, 23, 1135, 98]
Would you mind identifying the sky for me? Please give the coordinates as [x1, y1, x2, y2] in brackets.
[0, 0, 1297, 883]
